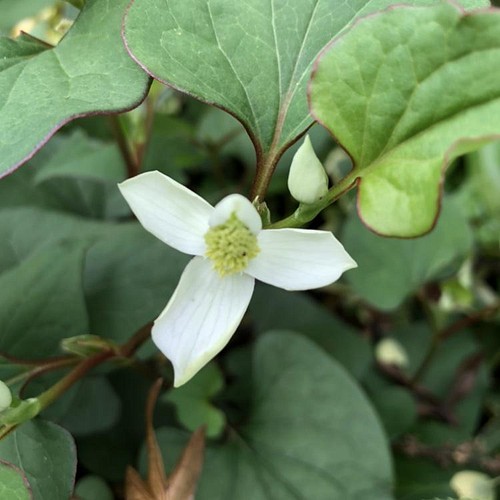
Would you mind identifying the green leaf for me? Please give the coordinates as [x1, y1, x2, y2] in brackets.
[33, 130, 129, 218]
[342, 199, 472, 310]
[251, 283, 371, 378]
[460, 143, 500, 247]
[391, 323, 488, 445]
[148, 332, 393, 499]
[394, 455, 457, 500]
[310, 2, 500, 236]
[0, 420, 76, 500]
[40, 376, 121, 436]
[0, 0, 55, 33]
[164, 363, 226, 438]
[0, 461, 32, 500]
[0, 241, 89, 359]
[122, 0, 484, 169]
[74, 475, 113, 500]
[0, 35, 48, 71]
[0, 207, 110, 273]
[0, 0, 149, 177]
[84, 224, 188, 343]
[364, 373, 418, 440]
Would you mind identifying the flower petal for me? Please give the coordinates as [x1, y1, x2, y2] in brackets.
[152, 257, 255, 387]
[119, 171, 213, 255]
[246, 229, 357, 291]
[209, 194, 262, 234]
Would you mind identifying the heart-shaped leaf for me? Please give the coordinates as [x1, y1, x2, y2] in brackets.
[310, 2, 500, 236]
[146, 332, 393, 499]
[0, 241, 89, 359]
[0, 420, 76, 500]
[0, 461, 32, 500]
[123, 0, 484, 191]
[0, 0, 149, 178]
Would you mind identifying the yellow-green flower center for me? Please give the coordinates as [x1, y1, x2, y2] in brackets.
[204, 213, 260, 276]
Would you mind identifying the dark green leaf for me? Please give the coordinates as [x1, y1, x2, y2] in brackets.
[0, 420, 76, 500]
[148, 332, 393, 499]
[41, 376, 121, 437]
[250, 284, 371, 378]
[342, 199, 473, 310]
[33, 130, 129, 218]
[164, 363, 226, 438]
[74, 475, 113, 500]
[84, 225, 188, 343]
[0, 241, 88, 359]
[0, 460, 32, 500]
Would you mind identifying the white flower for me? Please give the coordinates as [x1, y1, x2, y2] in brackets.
[119, 171, 357, 387]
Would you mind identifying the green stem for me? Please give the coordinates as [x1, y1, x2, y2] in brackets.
[5, 357, 77, 388]
[0, 325, 152, 440]
[411, 300, 499, 384]
[109, 115, 139, 178]
[266, 170, 359, 229]
[250, 153, 279, 202]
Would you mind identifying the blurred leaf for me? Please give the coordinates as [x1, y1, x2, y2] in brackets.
[0, 0, 149, 177]
[41, 376, 121, 436]
[0, 420, 76, 500]
[250, 284, 371, 378]
[122, 0, 483, 166]
[342, 199, 473, 310]
[460, 143, 500, 247]
[33, 130, 129, 219]
[78, 433, 135, 482]
[394, 455, 458, 500]
[392, 323, 488, 444]
[147, 332, 393, 499]
[196, 108, 256, 167]
[142, 115, 207, 182]
[0, 0, 54, 33]
[0, 241, 88, 359]
[364, 373, 418, 440]
[164, 364, 225, 438]
[310, 2, 500, 236]
[74, 475, 113, 500]
[0, 460, 32, 500]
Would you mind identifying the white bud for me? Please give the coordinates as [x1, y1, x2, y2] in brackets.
[0, 380, 12, 412]
[288, 135, 328, 204]
[375, 338, 409, 369]
[450, 471, 495, 500]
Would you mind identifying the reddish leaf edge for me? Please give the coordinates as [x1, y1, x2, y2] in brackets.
[0, 459, 33, 499]
[0, 2, 152, 181]
[121, 0, 317, 194]
[308, 0, 500, 239]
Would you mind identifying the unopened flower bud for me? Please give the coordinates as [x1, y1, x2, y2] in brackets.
[0, 381, 12, 412]
[450, 471, 495, 500]
[288, 135, 328, 204]
[375, 338, 409, 369]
